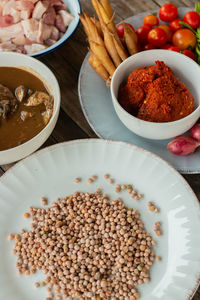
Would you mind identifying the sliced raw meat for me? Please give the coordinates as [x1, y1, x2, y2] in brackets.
[24, 43, 47, 54]
[43, 7, 56, 25]
[45, 38, 56, 46]
[21, 10, 32, 20]
[10, 8, 21, 23]
[58, 10, 73, 27]
[15, 1, 34, 11]
[32, 1, 49, 19]
[55, 14, 65, 32]
[0, 23, 23, 42]
[0, 0, 74, 55]
[0, 15, 14, 28]
[49, 0, 64, 7]
[21, 19, 39, 42]
[50, 26, 59, 40]
[12, 34, 27, 45]
[2, 0, 16, 16]
[37, 21, 52, 43]
[54, 4, 67, 12]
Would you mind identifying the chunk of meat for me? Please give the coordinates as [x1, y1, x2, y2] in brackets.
[0, 23, 23, 42]
[2, 0, 16, 16]
[10, 8, 21, 23]
[0, 15, 14, 28]
[37, 21, 52, 43]
[21, 19, 39, 42]
[55, 14, 65, 32]
[45, 38, 56, 46]
[50, 26, 59, 40]
[32, 1, 49, 19]
[21, 10, 32, 20]
[58, 10, 73, 27]
[49, 0, 64, 7]
[20, 110, 34, 121]
[0, 84, 14, 100]
[0, 41, 18, 52]
[54, 4, 67, 12]
[0, 84, 18, 119]
[15, 1, 34, 11]
[24, 43, 47, 54]
[42, 109, 52, 125]
[15, 86, 28, 102]
[12, 35, 26, 45]
[25, 91, 52, 107]
[43, 7, 56, 25]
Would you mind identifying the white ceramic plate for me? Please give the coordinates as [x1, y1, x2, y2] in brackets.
[0, 139, 200, 300]
[32, 0, 81, 57]
[78, 7, 200, 174]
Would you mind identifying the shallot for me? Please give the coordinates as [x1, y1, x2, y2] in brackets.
[190, 123, 200, 142]
[167, 136, 200, 156]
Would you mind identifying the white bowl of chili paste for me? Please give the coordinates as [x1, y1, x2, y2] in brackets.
[0, 52, 60, 164]
[111, 50, 200, 140]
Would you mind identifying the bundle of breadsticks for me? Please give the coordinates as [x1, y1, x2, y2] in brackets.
[79, 0, 138, 86]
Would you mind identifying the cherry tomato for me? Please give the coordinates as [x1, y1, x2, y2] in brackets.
[137, 42, 142, 52]
[172, 28, 197, 50]
[143, 14, 159, 27]
[116, 22, 135, 38]
[136, 25, 152, 45]
[170, 19, 182, 32]
[144, 43, 156, 50]
[183, 11, 200, 29]
[148, 27, 168, 47]
[159, 24, 173, 42]
[182, 49, 196, 60]
[159, 3, 178, 22]
[168, 45, 180, 52]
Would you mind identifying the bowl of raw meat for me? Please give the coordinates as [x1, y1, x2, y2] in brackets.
[0, 0, 80, 56]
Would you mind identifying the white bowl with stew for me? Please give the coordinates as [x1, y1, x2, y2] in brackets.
[0, 52, 60, 165]
[111, 50, 200, 140]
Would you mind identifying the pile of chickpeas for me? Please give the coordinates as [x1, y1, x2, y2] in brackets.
[9, 189, 156, 300]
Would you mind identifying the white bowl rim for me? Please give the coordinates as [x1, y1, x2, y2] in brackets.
[0, 52, 61, 154]
[31, 0, 81, 57]
[111, 49, 200, 127]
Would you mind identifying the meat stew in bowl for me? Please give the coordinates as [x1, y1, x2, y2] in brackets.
[0, 67, 53, 151]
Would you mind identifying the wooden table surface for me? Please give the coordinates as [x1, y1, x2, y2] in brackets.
[0, 0, 200, 298]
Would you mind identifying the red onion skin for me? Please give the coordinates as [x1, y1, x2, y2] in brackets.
[167, 136, 200, 156]
[190, 124, 200, 142]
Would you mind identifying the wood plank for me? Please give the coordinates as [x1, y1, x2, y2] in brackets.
[153, 0, 188, 7]
[40, 50, 96, 137]
[181, 0, 195, 7]
[183, 174, 200, 200]
[51, 108, 90, 142]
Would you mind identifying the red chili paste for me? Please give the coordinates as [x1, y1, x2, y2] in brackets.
[119, 61, 194, 122]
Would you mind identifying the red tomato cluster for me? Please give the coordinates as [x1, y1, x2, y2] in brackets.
[116, 3, 199, 61]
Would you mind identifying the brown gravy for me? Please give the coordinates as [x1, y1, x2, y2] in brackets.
[0, 67, 52, 151]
